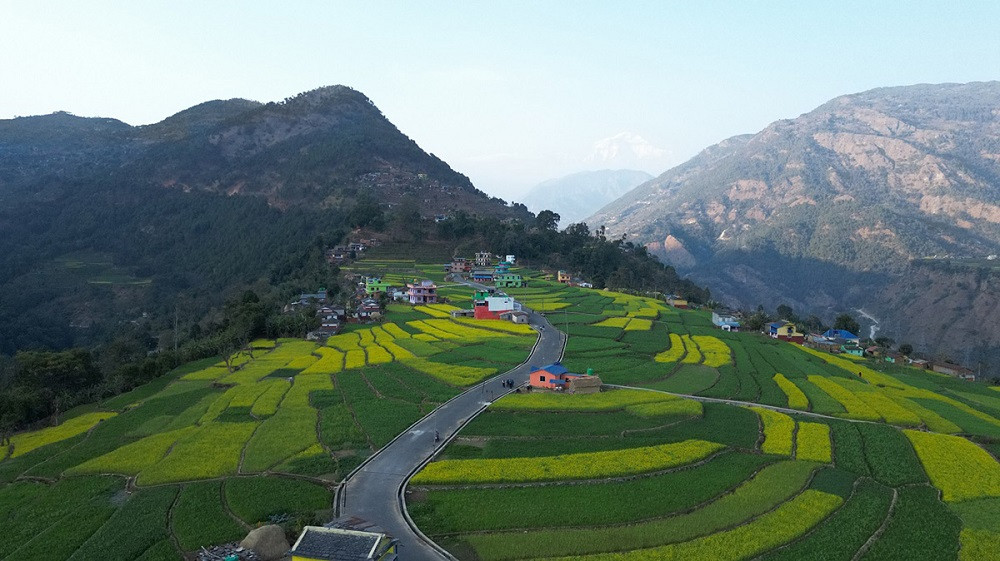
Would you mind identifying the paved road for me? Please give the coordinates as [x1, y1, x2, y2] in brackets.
[337, 305, 565, 560]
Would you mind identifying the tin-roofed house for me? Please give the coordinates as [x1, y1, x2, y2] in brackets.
[529, 362, 602, 393]
[291, 526, 397, 561]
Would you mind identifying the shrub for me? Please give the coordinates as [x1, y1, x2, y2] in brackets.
[412, 440, 724, 484]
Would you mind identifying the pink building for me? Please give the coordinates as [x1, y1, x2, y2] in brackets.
[407, 280, 438, 304]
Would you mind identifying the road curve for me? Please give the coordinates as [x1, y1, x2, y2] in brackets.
[336, 309, 565, 560]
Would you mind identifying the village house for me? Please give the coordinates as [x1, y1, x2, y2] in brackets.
[500, 310, 530, 324]
[557, 270, 571, 284]
[666, 294, 689, 309]
[494, 272, 524, 288]
[768, 321, 804, 343]
[471, 269, 494, 283]
[822, 329, 860, 345]
[841, 344, 865, 357]
[355, 298, 382, 322]
[528, 362, 602, 393]
[711, 309, 742, 332]
[494, 261, 511, 275]
[407, 280, 438, 304]
[932, 361, 975, 380]
[364, 277, 394, 296]
[349, 242, 367, 253]
[909, 358, 931, 369]
[473, 289, 519, 319]
[290, 526, 397, 561]
[475, 251, 492, 267]
[504, 254, 516, 264]
[445, 257, 472, 273]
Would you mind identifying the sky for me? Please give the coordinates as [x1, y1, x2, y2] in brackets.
[3, 1, 1000, 199]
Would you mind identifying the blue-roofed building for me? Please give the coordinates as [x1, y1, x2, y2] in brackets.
[822, 329, 860, 344]
[529, 362, 601, 393]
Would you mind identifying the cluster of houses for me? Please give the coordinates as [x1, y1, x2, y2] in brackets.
[292, 276, 442, 341]
[556, 270, 593, 288]
[449, 288, 530, 324]
[446, 253, 525, 288]
[326, 238, 381, 265]
[709, 308, 977, 381]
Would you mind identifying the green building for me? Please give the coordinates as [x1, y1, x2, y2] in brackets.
[365, 277, 394, 295]
[494, 273, 524, 288]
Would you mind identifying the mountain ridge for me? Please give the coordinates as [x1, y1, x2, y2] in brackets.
[520, 169, 652, 225]
[588, 81, 1000, 362]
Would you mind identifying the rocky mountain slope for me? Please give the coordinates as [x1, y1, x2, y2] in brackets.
[520, 169, 652, 225]
[588, 82, 1000, 363]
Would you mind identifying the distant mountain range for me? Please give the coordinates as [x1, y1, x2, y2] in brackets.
[588, 82, 1000, 364]
[520, 169, 652, 225]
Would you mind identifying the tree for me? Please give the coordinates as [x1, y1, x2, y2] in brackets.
[874, 336, 895, 349]
[833, 313, 861, 336]
[898, 343, 914, 356]
[535, 210, 560, 231]
[776, 304, 797, 322]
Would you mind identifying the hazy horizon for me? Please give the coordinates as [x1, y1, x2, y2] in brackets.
[4, 1, 1000, 200]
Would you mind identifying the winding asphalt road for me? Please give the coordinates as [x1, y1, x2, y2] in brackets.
[336, 297, 565, 560]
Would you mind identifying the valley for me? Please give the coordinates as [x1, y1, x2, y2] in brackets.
[4, 259, 1000, 559]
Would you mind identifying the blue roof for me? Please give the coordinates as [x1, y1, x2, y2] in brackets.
[823, 329, 859, 339]
[533, 362, 569, 375]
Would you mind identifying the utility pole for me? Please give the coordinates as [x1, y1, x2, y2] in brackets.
[173, 305, 179, 353]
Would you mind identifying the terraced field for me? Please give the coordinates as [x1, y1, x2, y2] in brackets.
[0, 299, 536, 560]
[7, 262, 1000, 559]
[408, 275, 1000, 559]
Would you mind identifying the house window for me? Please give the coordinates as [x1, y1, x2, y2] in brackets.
[538, 376, 545, 382]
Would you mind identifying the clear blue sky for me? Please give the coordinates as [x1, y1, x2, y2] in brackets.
[3, 1, 999, 198]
